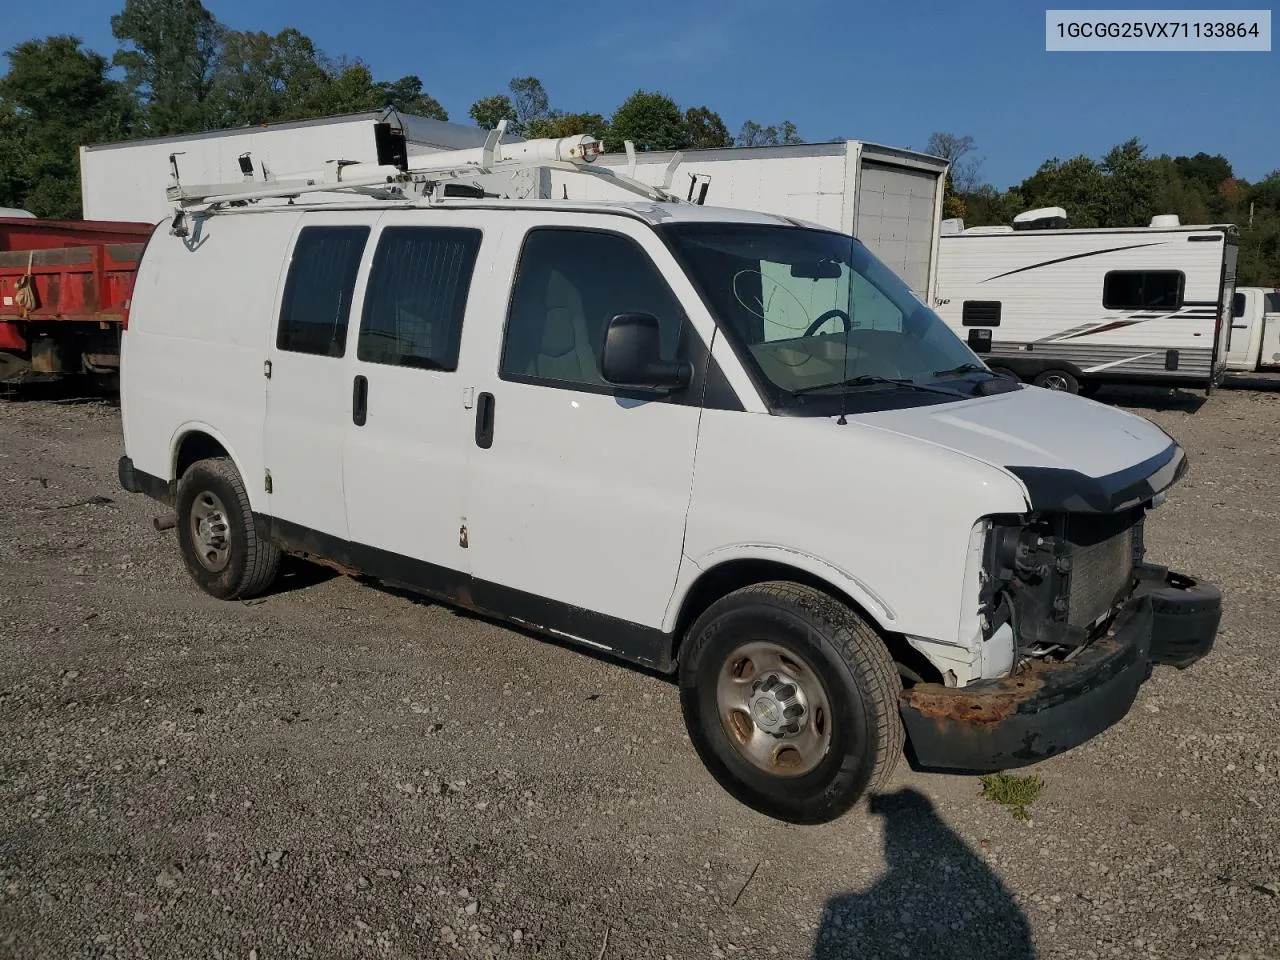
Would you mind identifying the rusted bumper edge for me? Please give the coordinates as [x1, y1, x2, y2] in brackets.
[899, 598, 1155, 773]
[118, 456, 172, 505]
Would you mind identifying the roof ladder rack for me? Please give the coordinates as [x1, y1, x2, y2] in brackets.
[165, 121, 689, 234]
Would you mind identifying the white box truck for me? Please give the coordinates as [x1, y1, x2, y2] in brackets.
[547, 142, 949, 305]
[79, 109, 522, 224]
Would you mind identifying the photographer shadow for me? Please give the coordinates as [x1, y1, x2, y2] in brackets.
[812, 787, 1035, 960]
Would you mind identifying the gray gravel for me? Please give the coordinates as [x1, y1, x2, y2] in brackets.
[1, 384, 1278, 959]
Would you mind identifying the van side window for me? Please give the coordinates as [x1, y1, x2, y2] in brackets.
[1102, 271, 1184, 311]
[1232, 292, 1245, 318]
[277, 225, 369, 357]
[357, 227, 481, 371]
[962, 300, 1002, 326]
[501, 228, 686, 389]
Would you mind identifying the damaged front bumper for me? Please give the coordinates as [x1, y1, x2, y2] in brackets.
[899, 570, 1220, 773]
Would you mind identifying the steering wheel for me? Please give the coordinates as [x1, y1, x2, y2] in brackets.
[804, 309, 851, 337]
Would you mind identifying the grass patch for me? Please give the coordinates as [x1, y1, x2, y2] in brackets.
[980, 773, 1045, 821]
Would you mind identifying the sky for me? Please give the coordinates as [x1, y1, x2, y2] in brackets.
[5, 0, 1278, 188]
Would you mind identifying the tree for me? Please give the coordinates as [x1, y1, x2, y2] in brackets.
[683, 106, 732, 149]
[469, 94, 515, 131]
[0, 36, 133, 217]
[735, 120, 804, 147]
[1098, 137, 1161, 227]
[508, 77, 549, 136]
[1174, 152, 1233, 194]
[111, 0, 222, 135]
[926, 132, 981, 192]
[377, 75, 447, 120]
[210, 28, 328, 126]
[526, 111, 610, 141]
[608, 91, 687, 151]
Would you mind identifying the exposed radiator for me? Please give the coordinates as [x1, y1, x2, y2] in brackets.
[1066, 520, 1138, 628]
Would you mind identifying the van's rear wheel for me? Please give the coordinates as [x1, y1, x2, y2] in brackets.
[176, 458, 280, 600]
[679, 582, 904, 824]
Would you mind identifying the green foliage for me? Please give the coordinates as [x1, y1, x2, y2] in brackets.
[953, 131, 1279, 285]
[608, 91, 688, 152]
[508, 77, 549, 137]
[980, 774, 1045, 821]
[736, 120, 804, 147]
[942, 173, 966, 220]
[526, 112, 610, 142]
[111, 0, 221, 135]
[469, 94, 515, 131]
[683, 106, 732, 149]
[0, 35, 134, 217]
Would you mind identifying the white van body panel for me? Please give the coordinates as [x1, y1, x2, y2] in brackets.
[679, 409, 1029, 646]
[856, 386, 1173, 477]
[458, 211, 710, 630]
[122, 214, 297, 510]
[340, 208, 498, 575]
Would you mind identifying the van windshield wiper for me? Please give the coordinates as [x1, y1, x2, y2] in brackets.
[792, 374, 967, 398]
[931, 362, 995, 378]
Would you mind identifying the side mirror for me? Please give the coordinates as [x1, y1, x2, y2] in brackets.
[600, 313, 691, 392]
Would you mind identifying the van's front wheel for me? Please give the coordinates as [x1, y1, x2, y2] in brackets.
[176, 458, 280, 600]
[679, 582, 904, 824]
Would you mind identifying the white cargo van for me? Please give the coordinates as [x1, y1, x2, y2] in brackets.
[116, 134, 1220, 823]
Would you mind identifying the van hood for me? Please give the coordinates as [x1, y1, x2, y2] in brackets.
[855, 386, 1186, 513]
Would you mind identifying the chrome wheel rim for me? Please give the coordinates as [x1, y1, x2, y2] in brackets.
[1041, 373, 1071, 391]
[190, 491, 231, 572]
[716, 641, 833, 777]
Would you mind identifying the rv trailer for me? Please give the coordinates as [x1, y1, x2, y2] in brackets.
[934, 209, 1237, 394]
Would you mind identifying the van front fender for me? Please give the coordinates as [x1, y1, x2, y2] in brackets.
[662, 543, 899, 636]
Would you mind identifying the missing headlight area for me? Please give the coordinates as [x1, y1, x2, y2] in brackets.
[983, 508, 1146, 656]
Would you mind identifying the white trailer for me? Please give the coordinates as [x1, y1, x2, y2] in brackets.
[79, 110, 522, 224]
[547, 141, 949, 304]
[933, 210, 1237, 394]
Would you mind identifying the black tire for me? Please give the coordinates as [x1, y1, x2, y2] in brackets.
[678, 582, 904, 824]
[175, 457, 280, 600]
[1033, 369, 1080, 393]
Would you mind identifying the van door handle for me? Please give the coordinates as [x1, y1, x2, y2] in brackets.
[475, 392, 495, 449]
[352, 375, 368, 426]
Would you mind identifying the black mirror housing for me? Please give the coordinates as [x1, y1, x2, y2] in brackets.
[600, 313, 691, 392]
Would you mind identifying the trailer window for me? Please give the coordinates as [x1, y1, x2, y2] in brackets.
[357, 227, 481, 371]
[1102, 271, 1184, 311]
[962, 301, 1002, 326]
[277, 226, 369, 357]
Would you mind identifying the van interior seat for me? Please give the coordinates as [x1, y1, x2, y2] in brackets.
[527, 268, 600, 383]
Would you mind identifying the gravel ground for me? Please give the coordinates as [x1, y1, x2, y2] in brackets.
[1, 384, 1278, 960]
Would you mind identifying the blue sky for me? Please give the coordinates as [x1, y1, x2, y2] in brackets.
[6, 0, 1277, 187]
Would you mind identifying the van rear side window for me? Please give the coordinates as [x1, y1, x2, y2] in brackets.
[277, 225, 370, 357]
[357, 227, 481, 371]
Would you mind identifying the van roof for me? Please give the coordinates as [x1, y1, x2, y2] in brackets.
[209, 196, 806, 228]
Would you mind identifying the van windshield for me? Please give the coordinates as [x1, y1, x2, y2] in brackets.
[662, 223, 988, 412]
